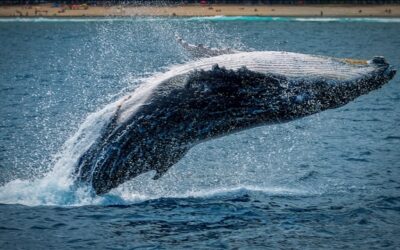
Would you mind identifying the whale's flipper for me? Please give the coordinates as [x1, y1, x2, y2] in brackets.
[176, 36, 237, 59]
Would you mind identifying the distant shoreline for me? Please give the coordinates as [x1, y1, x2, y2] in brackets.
[0, 4, 399, 17]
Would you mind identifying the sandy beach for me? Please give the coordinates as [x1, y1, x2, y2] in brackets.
[0, 4, 399, 17]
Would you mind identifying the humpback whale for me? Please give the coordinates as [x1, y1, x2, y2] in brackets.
[74, 44, 396, 195]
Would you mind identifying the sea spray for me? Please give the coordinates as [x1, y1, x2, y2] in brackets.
[0, 102, 119, 206]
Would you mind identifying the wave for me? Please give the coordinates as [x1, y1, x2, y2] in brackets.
[1, 16, 400, 23]
[0, 17, 172, 23]
[0, 181, 313, 207]
[189, 16, 400, 23]
[293, 17, 400, 23]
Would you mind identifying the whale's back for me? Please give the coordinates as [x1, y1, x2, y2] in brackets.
[117, 51, 381, 124]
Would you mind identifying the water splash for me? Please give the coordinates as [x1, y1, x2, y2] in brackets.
[0, 17, 327, 207]
[0, 63, 322, 206]
[0, 101, 119, 206]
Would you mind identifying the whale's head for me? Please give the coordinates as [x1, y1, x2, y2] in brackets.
[279, 56, 396, 118]
[182, 54, 396, 139]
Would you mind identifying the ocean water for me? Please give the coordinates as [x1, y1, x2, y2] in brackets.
[0, 17, 399, 249]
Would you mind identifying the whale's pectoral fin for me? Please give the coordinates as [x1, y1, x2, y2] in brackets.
[175, 35, 237, 59]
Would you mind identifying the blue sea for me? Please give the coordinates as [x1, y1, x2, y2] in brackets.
[0, 17, 399, 249]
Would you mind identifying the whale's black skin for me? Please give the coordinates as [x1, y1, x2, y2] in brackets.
[74, 53, 396, 195]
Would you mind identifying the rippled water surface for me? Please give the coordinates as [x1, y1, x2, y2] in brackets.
[0, 17, 399, 249]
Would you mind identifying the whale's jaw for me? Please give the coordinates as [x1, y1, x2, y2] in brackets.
[313, 56, 396, 113]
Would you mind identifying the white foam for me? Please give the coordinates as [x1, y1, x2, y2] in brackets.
[0, 17, 117, 22]
[114, 185, 315, 203]
[95, 185, 316, 206]
[1, 17, 400, 23]
[0, 176, 313, 206]
[294, 17, 400, 23]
